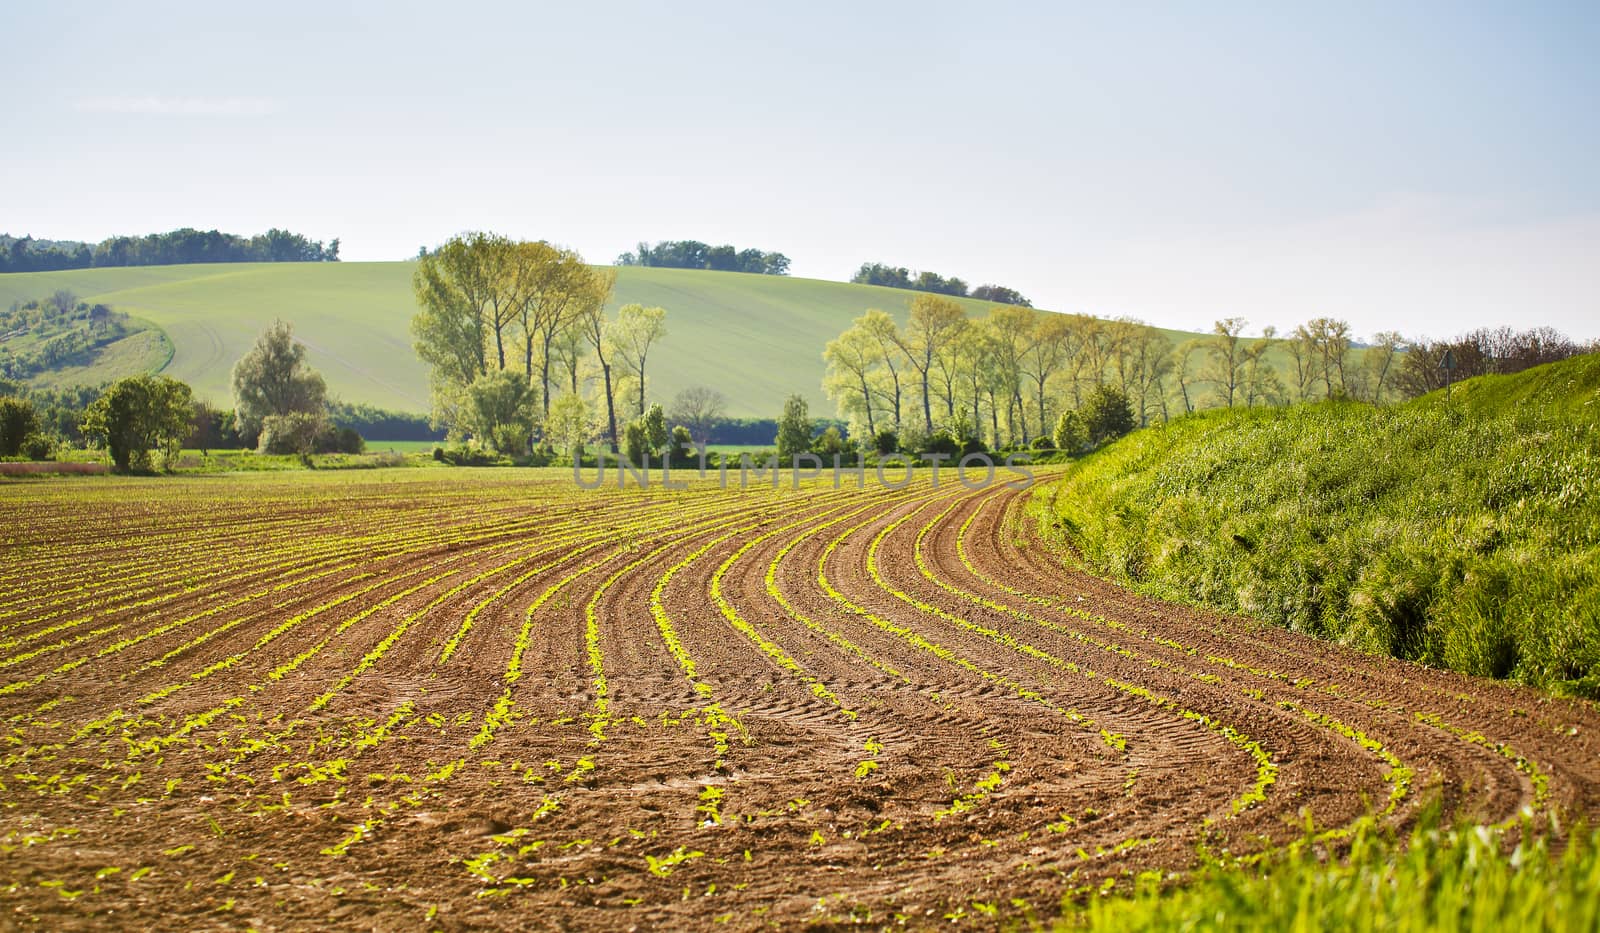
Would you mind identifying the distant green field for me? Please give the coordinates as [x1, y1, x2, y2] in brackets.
[0, 262, 1218, 418]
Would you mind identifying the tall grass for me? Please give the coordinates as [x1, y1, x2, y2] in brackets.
[1036, 354, 1600, 696]
[1066, 815, 1600, 932]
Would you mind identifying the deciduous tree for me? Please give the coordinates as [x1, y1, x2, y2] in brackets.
[610, 304, 668, 417]
[775, 394, 813, 460]
[575, 270, 622, 452]
[83, 374, 194, 472]
[231, 320, 327, 443]
[669, 385, 727, 446]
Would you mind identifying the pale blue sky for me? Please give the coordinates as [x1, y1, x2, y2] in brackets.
[5, 1, 1597, 338]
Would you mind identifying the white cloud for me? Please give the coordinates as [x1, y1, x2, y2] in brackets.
[73, 96, 278, 116]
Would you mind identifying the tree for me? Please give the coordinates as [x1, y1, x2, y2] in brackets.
[669, 385, 727, 446]
[576, 270, 622, 452]
[610, 304, 668, 417]
[0, 396, 41, 457]
[1240, 326, 1280, 408]
[548, 391, 591, 460]
[231, 320, 327, 443]
[775, 395, 812, 460]
[951, 324, 999, 443]
[1052, 410, 1087, 454]
[509, 241, 601, 418]
[1081, 385, 1135, 447]
[859, 309, 905, 428]
[1363, 331, 1404, 403]
[626, 240, 789, 274]
[464, 369, 538, 453]
[1301, 317, 1353, 398]
[1021, 313, 1076, 438]
[623, 419, 649, 466]
[823, 316, 888, 439]
[1202, 317, 1249, 408]
[892, 294, 968, 431]
[411, 234, 500, 417]
[83, 375, 194, 472]
[411, 233, 601, 434]
[548, 324, 590, 397]
[1120, 323, 1174, 425]
[188, 400, 224, 455]
[1171, 340, 1203, 414]
[641, 403, 668, 455]
[985, 305, 1036, 444]
[930, 318, 972, 421]
[670, 425, 694, 464]
[1285, 326, 1317, 401]
[970, 284, 1032, 307]
[259, 412, 326, 464]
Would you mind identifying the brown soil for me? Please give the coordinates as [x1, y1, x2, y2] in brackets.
[1, 471, 1596, 931]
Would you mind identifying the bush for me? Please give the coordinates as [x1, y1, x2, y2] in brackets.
[874, 429, 899, 454]
[774, 395, 812, 460]
[669, 425, 696, 466]
[432, 446, 446, 462]
[258, 411, 326, 463]
[438, 445, 502, 467]
[1029, 435, 1055, 451]
[812, 425, 846, 457]
[0, 396, 42, 457]
[623, 419, 649, 466]
[924, 428, 960, 458]
[1081, 385, 1136, 446]
[1053, 410, 1088, 454]
[20, 434, 55, 461]
[324, 426, 365, 455]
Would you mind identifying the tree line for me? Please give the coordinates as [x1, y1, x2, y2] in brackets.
[850, 262, 1032, 307]
[823, 298, 1597, 455]
[412, 233, 675, 458]
[614, 240, 790, 276]
[0, 228, 340, 273]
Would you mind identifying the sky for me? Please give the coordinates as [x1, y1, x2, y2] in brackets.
[4, 1, 1598, 339]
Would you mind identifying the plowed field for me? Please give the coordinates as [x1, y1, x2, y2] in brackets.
[2, 470, 1596, 929]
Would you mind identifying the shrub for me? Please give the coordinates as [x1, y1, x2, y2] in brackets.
[924, 429, 960, 458]
[874, 429, 899, 454]
[0, 397, 41, 457]
[670, 425, 696, 466]
[259, 411, 326, 463]
[464, 369, 535, 454]
[812, 425, 846, 457]
[438, 445, 501, 467]
[623, 419, 649, 466]
[20, 434, 55, 461]
[328, 426, 365, 455]
[1053, 410, 1088, 453]
[1081, 385, 1136, 446]
[1030, 435, 1055, 451]
[774, 395, 812, 460]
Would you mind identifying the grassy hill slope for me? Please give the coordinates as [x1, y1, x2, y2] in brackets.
[0, 262, 1208, 417]
[1034, 353, 1600, 695]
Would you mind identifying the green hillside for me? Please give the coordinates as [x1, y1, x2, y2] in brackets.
[1034, 353, 1600, 695]
[0, 262, 1209, 417]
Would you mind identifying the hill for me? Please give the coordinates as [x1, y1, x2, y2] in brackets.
[1033, 352, 1600, 695]
[0, 262, 1209, 417]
